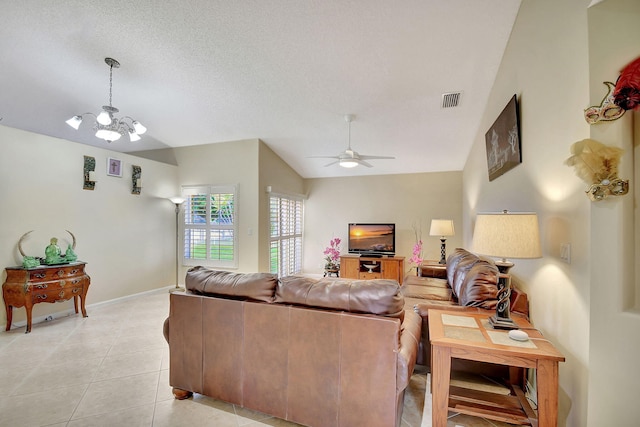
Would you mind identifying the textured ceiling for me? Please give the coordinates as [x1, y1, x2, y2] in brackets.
[0, 0, 521, 178]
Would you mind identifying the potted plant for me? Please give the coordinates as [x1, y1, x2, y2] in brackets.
[323, 237, 341, 275]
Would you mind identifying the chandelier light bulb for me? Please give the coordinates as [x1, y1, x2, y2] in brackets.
[133, 121, 146, 134]
[65, 115, 82, 130]
[129, 130, 141, 141]
[96, 110, 112, 125]
[95, 128, 122, 142]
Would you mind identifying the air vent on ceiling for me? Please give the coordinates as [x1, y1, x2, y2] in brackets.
[441, 91, 462, 108]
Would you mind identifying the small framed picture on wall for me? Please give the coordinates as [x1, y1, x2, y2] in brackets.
[107, 157, 123, 177]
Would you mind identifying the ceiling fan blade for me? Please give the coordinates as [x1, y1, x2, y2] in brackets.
[324, 160, 340, 167]
[307, 155, 340, 159]
[358, 155, 395, 160]
[358, 160, 374, 168]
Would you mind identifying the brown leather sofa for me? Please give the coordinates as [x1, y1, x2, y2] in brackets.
[163, 267, 421, 427]
[402, 248, 529, 368]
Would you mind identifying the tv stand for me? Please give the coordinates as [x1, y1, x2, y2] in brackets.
[339, 255, 405, 285]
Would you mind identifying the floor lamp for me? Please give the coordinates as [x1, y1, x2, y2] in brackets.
[169, 197, 186, 293]
[429, 219, 455, 264]
[471, 210, 541, 329]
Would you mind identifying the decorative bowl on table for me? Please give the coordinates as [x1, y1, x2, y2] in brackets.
[363, 263, 378, 273]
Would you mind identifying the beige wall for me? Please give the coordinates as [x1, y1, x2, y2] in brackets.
[258, 142, 305, 273]
[586, 0, 640, 424]
[172, 139, 261, 276]
[171, 139, 305, 275]
[303, 171, 462, 276]
[0, 125, 179, 328]
[463, 0, 640, 425]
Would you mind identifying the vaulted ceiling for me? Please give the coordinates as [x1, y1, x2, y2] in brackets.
[0, 0, 521, 178]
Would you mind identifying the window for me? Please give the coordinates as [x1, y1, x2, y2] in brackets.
[269, 194, 303, 276]
[182, 185, 237, 268]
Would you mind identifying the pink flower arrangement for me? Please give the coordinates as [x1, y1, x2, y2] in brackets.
[409, 222, 423, 267]
[409, 240, 423, 266]
[323, 237, 341, 267]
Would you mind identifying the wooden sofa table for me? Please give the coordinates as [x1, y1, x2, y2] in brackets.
[429, 309, 565, 427]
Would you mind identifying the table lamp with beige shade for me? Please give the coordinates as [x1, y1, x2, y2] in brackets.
[429, 219, 455, 264]
[471, 210, 542, 329]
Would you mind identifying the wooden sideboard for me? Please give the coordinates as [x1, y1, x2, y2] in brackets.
[339, 255, 405, 285]
[3, 262, 90, 333]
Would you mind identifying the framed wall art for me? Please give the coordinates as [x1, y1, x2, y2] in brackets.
[484, 94, 522, 181]
[107, 157, 123, 177]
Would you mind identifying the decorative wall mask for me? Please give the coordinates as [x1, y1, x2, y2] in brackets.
[584, 55, 640, 124]
[565, 139, 628, 201]
[584, 82, 625, 124]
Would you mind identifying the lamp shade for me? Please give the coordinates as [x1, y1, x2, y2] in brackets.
[169, 196, 186, 205]
[65, 115, 82, 130]
[429, 219, 455, 237]
[471, 211, 541, 259]
[96, 110, 112, 125]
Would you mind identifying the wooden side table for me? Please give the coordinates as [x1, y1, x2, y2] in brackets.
[428, 309, 565, 427]
[3, 262, 91, 333]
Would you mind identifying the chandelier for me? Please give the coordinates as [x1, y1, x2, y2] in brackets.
[66, 57, 146, 143]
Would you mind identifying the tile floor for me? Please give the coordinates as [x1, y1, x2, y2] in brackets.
[0, 289, 512, 427]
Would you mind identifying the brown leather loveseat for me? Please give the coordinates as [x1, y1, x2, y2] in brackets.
[163, 267, 421, 427]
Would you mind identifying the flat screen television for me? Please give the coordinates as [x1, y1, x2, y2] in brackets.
[348, 223, 396, 256]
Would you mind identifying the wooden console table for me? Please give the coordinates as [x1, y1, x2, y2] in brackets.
[3, 262, 90, 333]
[429, 309, 565, 427]
[339, 255, 405, 285]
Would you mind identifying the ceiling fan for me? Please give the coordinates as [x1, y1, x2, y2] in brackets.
[309, 114, 395, 168]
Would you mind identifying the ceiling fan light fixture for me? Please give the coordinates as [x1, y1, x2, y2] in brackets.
[339, 159, 359, 168]
[340, 160, 359, 168]
[308, 113, 395, 169]
[65, 57, 146, 143]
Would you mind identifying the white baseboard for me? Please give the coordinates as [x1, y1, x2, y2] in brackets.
[2, 285, 174, 331]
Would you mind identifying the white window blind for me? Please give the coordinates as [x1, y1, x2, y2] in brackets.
[269, 194, 303, 277]
[182, 185, 237, 268]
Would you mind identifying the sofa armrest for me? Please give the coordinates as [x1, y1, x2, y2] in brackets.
[396, 309, 421, 391]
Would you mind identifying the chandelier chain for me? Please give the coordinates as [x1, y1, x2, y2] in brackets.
[108, 63, 113, 108]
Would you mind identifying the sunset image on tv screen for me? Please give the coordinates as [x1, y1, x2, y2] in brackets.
[349, 224, 394, 252]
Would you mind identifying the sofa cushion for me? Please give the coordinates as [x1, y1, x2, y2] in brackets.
[402, 276, 453, 301]
[276, 276, 405, 318]
[446, 248, 499, 309]
[185, 266, 278, 302]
